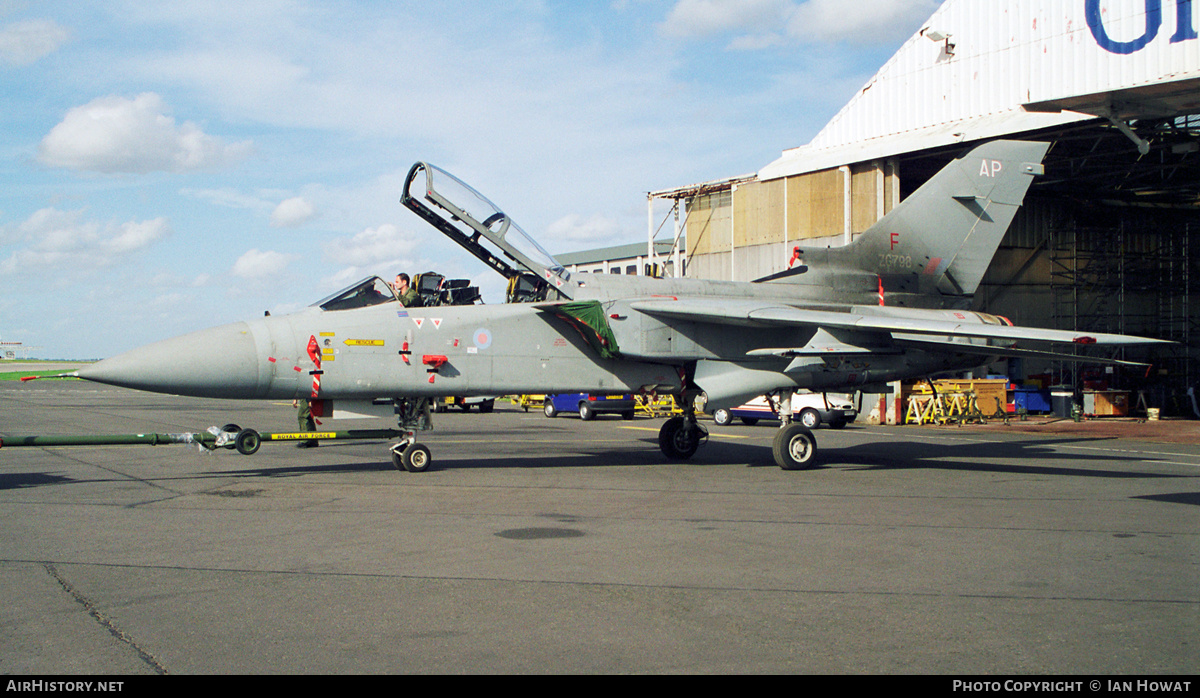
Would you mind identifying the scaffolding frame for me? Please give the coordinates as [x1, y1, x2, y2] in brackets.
[1049, 214, 1198, 395]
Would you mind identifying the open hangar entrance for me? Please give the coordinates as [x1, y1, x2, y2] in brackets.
[657, 118, 1200, 417]
[903, 118, 1200, 413]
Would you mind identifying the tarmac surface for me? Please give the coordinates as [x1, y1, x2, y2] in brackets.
[1, 380, 1197, 674]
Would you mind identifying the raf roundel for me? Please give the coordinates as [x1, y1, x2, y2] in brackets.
[473, 328, 493, 350]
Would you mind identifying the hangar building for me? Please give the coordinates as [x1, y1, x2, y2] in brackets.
[648, 0, 1200, 413]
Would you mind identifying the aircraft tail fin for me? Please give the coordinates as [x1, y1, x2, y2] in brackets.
[762, 140, 1049, 305]
[857, 139, 1049, 298]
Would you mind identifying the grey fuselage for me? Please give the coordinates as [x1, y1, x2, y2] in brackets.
[76, 270, 992, 408]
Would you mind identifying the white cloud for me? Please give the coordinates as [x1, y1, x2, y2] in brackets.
[317, 224, 420, 289]
[547, 214, 624, 246]
[321, 265, 375, 293]
[785, 0, 940, 45]
[270, 196, 317, 227]
[37, 93, 253, 174]
[231, 248, 297, 279]
[660, 0, 938, 47]
[659, 0, 792, 39]
[0, 19, 70, 66]
[324, 224, 417, 267]
[0, 208, 171, 273]
[181, 187, 273, 211]
[103, 218, 171, 253]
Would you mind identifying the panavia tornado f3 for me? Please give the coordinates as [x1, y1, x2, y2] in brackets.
[74, 140, 1168, 470]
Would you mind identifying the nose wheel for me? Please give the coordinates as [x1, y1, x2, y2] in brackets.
[389, 397, 435, 472]
[390, 439, 433, 472]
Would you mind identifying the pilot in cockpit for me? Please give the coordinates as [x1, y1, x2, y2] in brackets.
[393, 273, 420, 307]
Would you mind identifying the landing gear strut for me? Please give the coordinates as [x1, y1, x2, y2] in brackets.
[658, 392, 707, 460]
[389, 397, 435, 472]
[771, 390, 817, 470]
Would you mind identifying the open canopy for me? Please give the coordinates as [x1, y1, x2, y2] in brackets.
[401, 162, 573, 301]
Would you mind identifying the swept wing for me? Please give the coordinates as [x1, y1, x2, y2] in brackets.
[629, 297, 1167, 355]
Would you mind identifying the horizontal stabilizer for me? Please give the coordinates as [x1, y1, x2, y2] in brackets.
[894, 337, 1152, 367]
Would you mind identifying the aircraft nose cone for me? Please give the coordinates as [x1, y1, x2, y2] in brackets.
[77, 322, 267, 399]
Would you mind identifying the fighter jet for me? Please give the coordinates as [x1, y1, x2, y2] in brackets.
[74, 140, 1167, 471]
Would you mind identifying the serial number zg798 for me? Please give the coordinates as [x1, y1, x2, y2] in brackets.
[878, 254, 913, 269]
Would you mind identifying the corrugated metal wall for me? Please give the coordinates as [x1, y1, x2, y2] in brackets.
[812, 0, 1200, 152]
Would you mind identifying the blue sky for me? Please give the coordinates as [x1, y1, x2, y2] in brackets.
[0, 0, 939, 359]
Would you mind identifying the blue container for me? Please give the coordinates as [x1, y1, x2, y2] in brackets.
[1013, 389, 1052, 413]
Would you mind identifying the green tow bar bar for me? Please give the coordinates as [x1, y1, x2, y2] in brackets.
[0, 427, 405, 455]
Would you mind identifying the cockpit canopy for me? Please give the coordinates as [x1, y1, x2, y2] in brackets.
[314, 274, 484, 311]
[401, 162, 573, 302]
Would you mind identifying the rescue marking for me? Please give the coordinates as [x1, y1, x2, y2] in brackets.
[344, 339, 385, 346]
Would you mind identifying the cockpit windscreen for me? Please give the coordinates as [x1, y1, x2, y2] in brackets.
[315, 277, 398, 311]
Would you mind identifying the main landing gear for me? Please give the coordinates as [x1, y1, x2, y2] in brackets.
[657, 389, 707, 460]
[772, 423, 817, 470]
[769, 389, 818, 470]
[660, 391, 819, 470]
[658, 415, 707, 459]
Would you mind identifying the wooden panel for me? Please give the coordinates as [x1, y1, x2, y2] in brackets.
[786, 169, 843, 241]
[686, 191, 730, 257]
[851, 164, 881, 234]
[732, 179, 785, 247]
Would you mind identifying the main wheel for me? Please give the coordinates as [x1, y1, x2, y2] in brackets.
[479, 399, 495, 413]
[579, 402, 596, 421]
[401, 443, 432, 473]
[713, 408, 732, 426]
[659, 417, 700, 460]
[799, 408, 821, 429]
[234, 428, 261, 455]
[544, 400, 558, 418]
[773, 424, 817, 470]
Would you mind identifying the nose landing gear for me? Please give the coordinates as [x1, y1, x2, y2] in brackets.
[389, 397, 435, 472]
